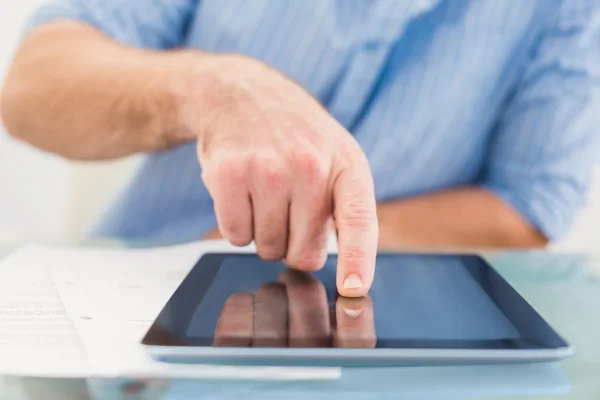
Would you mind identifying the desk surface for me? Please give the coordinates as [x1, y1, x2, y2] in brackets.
[0, 241, 599, 400]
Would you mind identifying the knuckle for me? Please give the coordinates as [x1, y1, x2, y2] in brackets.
[218, 216, 252, 246]
[257, 234, 287, 260]
[293, 150, 328, 185]
[254, 152, 286, 191]
[287, 250, 327, 272]
[339, 246, 369, 266]
[212, 156, 248, 186]
[338, 198, 375, 230]
[219, 214, 238, 231]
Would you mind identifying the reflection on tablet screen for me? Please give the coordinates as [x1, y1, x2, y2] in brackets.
[146, 253, 568, 350]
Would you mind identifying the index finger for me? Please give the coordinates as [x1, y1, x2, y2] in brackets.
[332, 163, 378, 297]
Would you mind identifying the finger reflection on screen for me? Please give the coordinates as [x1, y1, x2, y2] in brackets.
[253, 283, 288, 347]
[278, 269, 331, 348]
[213, 270, 376, 348]
[333, 296, 376, 348]
[213, 292, 253, 347]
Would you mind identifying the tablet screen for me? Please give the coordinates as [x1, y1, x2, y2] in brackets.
[142, 253, 567, 350]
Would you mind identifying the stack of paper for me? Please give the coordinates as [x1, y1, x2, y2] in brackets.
[0, 239, 341, 381]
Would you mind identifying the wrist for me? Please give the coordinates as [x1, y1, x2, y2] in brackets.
[167, 52, 273, 144]
[141, 50, 210, 147]
[110, 49, 202, 152]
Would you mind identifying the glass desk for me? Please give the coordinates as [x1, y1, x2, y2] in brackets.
[0, 241, 599, 399]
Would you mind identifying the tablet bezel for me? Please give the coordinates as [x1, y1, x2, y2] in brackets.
[141, 252, 573, 364]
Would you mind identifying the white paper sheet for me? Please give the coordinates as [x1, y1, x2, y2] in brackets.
[0, 250, 90, 377]
[0, 238, 341, 380]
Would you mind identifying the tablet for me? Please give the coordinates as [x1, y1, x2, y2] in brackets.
[142, 252, 573, 366]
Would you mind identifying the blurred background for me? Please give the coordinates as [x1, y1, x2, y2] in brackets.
[0, 2, 599, 251]
[0, 1, 142, 242]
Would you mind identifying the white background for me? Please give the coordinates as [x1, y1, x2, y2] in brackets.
[0, 2, 140, 241]
[0, 2, 598, 250]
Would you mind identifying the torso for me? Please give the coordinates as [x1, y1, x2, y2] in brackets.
[92, 0, 556, 242]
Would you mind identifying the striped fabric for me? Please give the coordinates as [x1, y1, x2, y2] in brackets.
[25, 0, 600, 243]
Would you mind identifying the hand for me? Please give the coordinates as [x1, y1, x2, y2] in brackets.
[213, 269, 376, 348]
[202, 218, 338, 240]
[186, 56, 378, 297]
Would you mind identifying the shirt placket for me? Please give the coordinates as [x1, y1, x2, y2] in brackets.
[327, 0, 441, 130]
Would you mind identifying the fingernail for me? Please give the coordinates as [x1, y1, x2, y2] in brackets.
[342, 274, 363, 290]
[342, 306, 363, 318]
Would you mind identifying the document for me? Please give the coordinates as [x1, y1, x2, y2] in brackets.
[0, 239, 341, 380]
[0, 249, 90, 377]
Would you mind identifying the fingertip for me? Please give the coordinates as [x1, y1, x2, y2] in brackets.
[284, 250, 328, 272]
[335, 247, 376, 295]
[226, 233, 253, 247]
[336, 285, 369, 298]
[336, 274, 361, 297]
[336, 265, 374, 298]
[342, 274, 363, 289]
[335, 251, 376, 297]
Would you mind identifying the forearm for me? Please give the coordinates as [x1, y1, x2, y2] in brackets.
[1, 21, 207, 160]
[376, 187, 548, 250]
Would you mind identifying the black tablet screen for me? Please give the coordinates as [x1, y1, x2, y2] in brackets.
[142, 253, 567, 350]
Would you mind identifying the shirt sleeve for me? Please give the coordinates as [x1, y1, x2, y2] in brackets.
[23, 0, 199, 49]
[482, 0, 600, 241]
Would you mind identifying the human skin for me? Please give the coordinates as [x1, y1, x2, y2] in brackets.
[1, 21, 378, 297]
[1, 22, 547, 298]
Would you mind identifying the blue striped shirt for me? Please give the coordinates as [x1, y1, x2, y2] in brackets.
[25, 0, 600, 244]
